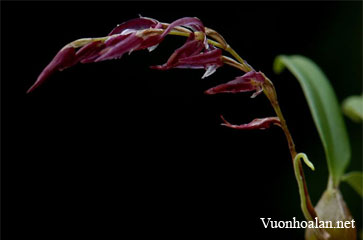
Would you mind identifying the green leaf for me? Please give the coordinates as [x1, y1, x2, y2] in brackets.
[273, 55, 351, 186]
[342, 95, 363, 122]
[342, 171, 363, 197]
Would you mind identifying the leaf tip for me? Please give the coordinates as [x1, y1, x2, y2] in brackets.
[273, 55, 287, 74]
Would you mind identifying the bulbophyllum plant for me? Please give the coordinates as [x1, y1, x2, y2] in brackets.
[28, 16, 359, 240]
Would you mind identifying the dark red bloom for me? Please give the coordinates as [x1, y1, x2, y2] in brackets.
[151, 40, 223, 78]
[151, 17, 223, 78]
[150, 33, 204, 69]
[220, 115, 281, 130]
[177, 48, 223, 78]
[204, 70, 266, 97]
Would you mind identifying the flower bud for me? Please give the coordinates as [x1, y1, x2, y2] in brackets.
[305, 188, 356, 240]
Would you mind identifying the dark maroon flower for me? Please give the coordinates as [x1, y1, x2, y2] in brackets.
[150, 33, 204, 69]
[151, 17, 223, 78]
[220, 115, 281, 130]
[177, 48, 223, 78]
[204, 70, 266, 97]
[151, 40, 223, 78]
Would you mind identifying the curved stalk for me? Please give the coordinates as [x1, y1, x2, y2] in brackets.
[167, 28, 319, 224]
[262, 76, 320, 223]
[294, 153, 330, 240]
[294, 153, 316, 221]
[168, 27, 321, 225]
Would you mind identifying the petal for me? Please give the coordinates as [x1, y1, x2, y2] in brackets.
[241, 70, 265, 82]
[250, 88, 263, 98]
[205, 27, 228, 49]
[76, 40, 106, 63]
[175, 49, 223, 78]
[95, 33, 143, 62]
[108, 17, 159, 35]
[77, 36, 129, 63]
[204, 70, 266, 95]
[178, 48, 223, 67]
[220, 115, 281, 130]
[161, 17, 205, 38]
[104, 34, 130, 46]
[201, 65, 217, 79]
[27, 46, 77, 93]
[137, 33, 163, 50]
[150, 34, 204, 70]
[147, 44, 159, 52]
[204, 75, 256, 94]
[81, 35, 129, 62]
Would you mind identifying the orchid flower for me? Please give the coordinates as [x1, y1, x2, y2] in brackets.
[150, 35, 223, 79]
[204, 70, 265, 98]
[220, 115, 281, 130]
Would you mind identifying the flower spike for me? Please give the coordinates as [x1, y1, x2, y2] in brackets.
[27, 16, 214, 93]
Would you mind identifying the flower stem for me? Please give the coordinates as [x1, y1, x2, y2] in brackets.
[262, 78, 297, 159]
[262, 76, 320, 226]
[221, 56, 248, 72]
[168, 25, 319, 231]
[224, 45, 253, 72]
[294, 153, 316, 221]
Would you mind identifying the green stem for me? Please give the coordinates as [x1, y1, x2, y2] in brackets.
[262, 77, 320, 225]
[225, 45, 252, 72]
[327, 175, 335, 191]
[293, 153, 316, 221]
[294, 154, 330, 240]
[262, 78, 297, 159]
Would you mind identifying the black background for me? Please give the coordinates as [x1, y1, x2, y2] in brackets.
[2, 1, 362, 239]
